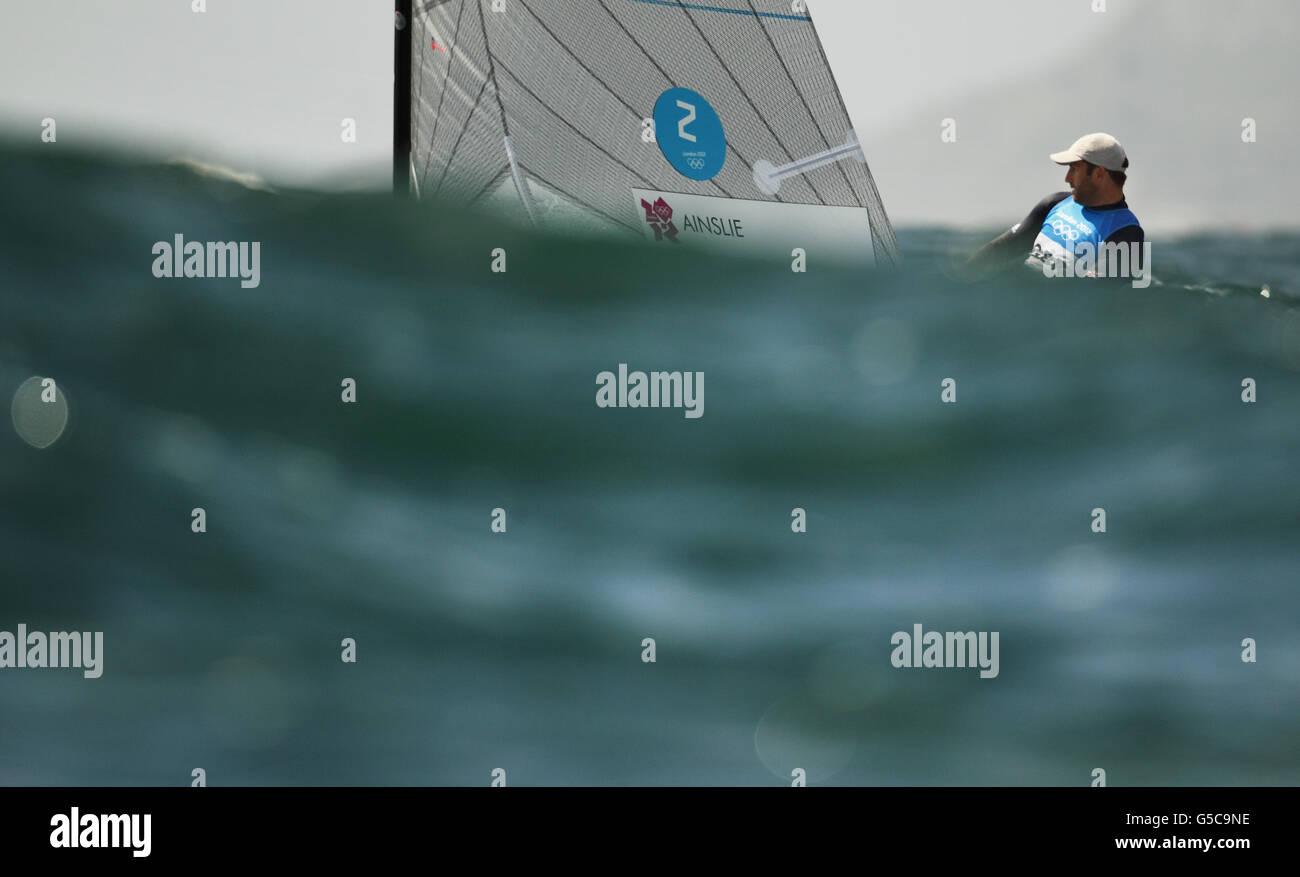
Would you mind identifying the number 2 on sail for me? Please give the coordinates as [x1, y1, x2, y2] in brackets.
[676, 101, 698, 143]
[653, 87, 726, 182]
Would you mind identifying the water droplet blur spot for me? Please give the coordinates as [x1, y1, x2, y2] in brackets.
[754, 695, 856, 783]
[11, 376, 69, 449]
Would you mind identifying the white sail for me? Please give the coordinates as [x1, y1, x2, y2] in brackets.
[409, 0, 900, 267]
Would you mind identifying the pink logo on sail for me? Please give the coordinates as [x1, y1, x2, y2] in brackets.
[640, 197, 679, 243]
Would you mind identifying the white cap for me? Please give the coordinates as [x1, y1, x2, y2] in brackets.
[1050, 133, 1129, 173]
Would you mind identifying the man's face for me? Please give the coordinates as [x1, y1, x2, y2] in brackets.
[1065, 160, 1101, 205]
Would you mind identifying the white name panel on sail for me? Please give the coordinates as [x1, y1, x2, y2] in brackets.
[632, 189, 875, 263]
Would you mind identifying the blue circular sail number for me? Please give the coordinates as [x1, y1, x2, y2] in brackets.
[654, 88, 726, 182]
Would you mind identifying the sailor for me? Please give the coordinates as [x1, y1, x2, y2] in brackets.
[968, 133, 1144, 279]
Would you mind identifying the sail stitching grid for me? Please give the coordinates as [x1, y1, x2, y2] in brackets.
[803, 11, 900, 265]
[412, 17, 431, 181]
[519, 166, 646, 234]
[408, 0, 899, 265]
[429, 0, 513, 199]
[514, 0, 741, 199]
[494, 58, 657, 190]
[512, 0, 656, 124]
[626, 0, 810, 21]
[413, 10, 429, 146]
[670, 0, 809, 204]
[426, 0, 651, 203]
[418, 0, 471, 190]
[599, 0, 765, 199]
[418, 0, 821, 207]
[414, 8, 496, 118]
[746, 0, 862, 209]
[592, 0, 734, 199]
[476, 0, 512, 135]
[596, 0, 675, 84]
[468, 168, 512, 205]
[430, 74, 492, 199]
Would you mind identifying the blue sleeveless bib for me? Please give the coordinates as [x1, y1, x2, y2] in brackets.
[1026, 196, 1140, 274]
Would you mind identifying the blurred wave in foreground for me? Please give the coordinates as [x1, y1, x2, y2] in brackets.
[1, 142, 1298, 785]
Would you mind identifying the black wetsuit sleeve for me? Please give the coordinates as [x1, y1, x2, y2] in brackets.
[1105, 224, 1143, 246]
[1100, 223, 1146, 277]
[969, 192, 1070, 268]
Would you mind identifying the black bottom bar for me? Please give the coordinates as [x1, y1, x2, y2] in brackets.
[4, 787, 1285, 862]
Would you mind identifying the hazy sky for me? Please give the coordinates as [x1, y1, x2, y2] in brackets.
[1, 0, 1295, 232]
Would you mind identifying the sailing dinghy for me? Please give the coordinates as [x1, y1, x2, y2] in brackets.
[395, 0, 899, 267]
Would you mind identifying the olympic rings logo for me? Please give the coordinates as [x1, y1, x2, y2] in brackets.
[686, 157, 705, 170]
[1051, 220, 1081, 241]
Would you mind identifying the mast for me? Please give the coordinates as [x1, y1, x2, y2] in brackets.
[393, 0, 412, 196]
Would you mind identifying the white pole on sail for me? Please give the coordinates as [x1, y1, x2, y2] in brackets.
[504, 135, 538, 225]
[752, 130, 866, 196]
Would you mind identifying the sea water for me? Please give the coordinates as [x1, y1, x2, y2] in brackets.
[1, 142, 1298, 785]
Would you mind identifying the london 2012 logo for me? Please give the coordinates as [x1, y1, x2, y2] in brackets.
[640, 196, 679, 242]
